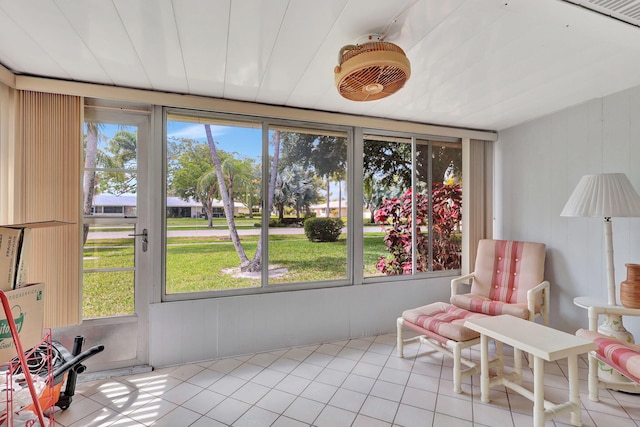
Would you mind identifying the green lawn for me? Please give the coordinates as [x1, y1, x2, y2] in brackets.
[83, 232, 386, 318]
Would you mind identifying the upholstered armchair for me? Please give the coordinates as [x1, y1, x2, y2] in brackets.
[397, 239, 550, 393]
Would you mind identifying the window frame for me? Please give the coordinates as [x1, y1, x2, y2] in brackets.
[360, 129, 463, 284]
[162, 108, 354, 301]
[161, 108, 463, 302]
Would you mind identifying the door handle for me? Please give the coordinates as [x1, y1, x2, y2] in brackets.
[128, 228, 148, 252]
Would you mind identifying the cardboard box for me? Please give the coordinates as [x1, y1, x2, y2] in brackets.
[0, 227, 23, 292]
[0, 282, 45, 361]
[0, 221, 71, 291]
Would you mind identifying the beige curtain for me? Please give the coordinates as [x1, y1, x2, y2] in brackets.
[462, 138, 493, 274]
[10, 91, 82, 327]
[0, 82, 17, 225]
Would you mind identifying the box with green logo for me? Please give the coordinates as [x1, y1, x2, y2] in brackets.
[0, 282, 45, 361]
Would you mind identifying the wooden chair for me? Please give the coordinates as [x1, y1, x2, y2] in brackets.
[397, 239, 550, 393]
[576, 305, 640, 401]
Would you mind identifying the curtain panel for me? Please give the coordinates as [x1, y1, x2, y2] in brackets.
[462, 138, 494, 274]
[9, 90, 82, 327]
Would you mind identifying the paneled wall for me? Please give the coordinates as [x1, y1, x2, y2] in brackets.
[495, 84, 640, 334]
[149, 277, 451, 367]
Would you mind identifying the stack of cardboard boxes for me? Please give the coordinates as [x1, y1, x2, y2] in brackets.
[0, 221, 62, 360]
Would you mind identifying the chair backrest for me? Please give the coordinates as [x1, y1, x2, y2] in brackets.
[471, 239, 546, 304]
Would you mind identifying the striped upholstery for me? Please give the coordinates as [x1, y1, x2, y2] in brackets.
[402, 302, 488, 343]
[576, 329, 640, 382]
[450, 239, 546, 317]
[449, 296, 530, 319]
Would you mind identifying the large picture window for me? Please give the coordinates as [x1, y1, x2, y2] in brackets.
[163, 110, 462, 299]
[165, 112, 349, 295]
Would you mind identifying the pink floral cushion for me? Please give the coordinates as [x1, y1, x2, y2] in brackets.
[402, 302, 488, 343]
[576, 329, 640, 382]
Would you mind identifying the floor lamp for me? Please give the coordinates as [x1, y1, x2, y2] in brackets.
[561, 173, 640, 340]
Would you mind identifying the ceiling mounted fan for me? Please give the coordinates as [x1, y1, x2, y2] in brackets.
[334, 35, 411, 102]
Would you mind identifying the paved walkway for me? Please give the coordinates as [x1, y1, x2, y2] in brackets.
[88, 226, 379, 239]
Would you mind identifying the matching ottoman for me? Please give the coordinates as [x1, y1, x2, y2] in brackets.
[397, 301, 489, 393]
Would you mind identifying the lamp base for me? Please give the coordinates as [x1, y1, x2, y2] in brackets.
[598, 314, 639, 391]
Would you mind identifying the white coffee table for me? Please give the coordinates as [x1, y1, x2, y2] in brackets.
[465, 315, 596, 427]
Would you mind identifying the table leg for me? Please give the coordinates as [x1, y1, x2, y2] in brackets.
[480, 333, 490, 403]
[496, 340, 504, 377]
[514, 347, 522, 384]
[568, 355, 582, 426]
[533, 356, 545, 427]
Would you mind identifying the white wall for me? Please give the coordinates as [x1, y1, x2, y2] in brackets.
[149, 277, 452, 367]
[495, 84, 640, 335]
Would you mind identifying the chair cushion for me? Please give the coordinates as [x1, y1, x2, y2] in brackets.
[402, 302, 488, 343]
[576, 329, 640, 381]
[470, 239, 546, 305]
[450, 294, 530, 319]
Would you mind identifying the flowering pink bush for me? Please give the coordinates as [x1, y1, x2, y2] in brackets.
[375, 182, 462, 275]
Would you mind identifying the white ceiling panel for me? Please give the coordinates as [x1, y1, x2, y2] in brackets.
[1, 0, 640, 131]
[113, 0, 188, 93]
[222, 0, 289, 101]
[53, 0, 151, 89]
[255, 0, 348, 104]
[0, 0, 110, 83]
[172, 0, 230, 97]
[0, 6, 68, 78]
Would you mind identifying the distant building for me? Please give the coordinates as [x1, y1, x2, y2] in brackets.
[309, 200, 347, 218]
[91, 194, 250, 218]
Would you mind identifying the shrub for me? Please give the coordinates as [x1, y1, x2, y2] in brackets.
[304, 217, 344, 242]
[374, 182, 461, 274]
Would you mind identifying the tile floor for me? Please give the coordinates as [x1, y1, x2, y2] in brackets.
[49, 333, 640, 427]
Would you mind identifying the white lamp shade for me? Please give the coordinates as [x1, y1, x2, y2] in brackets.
[561, 173, 640, 218]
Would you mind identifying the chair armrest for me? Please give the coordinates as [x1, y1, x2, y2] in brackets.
[588, 305, 640, 331]
[527, 280, 550, 324]
[451, 273, 475, 298]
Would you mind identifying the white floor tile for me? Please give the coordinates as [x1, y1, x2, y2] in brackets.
[230, 381, 271, 405]
[256, 389, 297, 414]
[205, 397, 251, 425]
[300, 381, 338, 404]
[359, 395, 399, 423]
[232, 406, 280, 427]
[393, 403, 434, 427]
[314, 405, 357, 427]
[70, 333, 640, 427]
[149, 406, 201, 427]
[329, 387, 367, 412]
[274, 374, 311, 395]
[182, 389, 226, 415]
[282, 396, 325, 424]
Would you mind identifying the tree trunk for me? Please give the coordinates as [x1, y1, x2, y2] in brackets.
[82, 123, 99, 244]
[206, 200, 213, 228]
[245, 131, 281, 272]
[326, 180, 330, 217]
[338, 180, 342, 220]
[205, 125, 250, 266]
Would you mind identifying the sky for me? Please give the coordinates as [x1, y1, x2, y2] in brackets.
[89, 121, 347, 200]
[90, 121, 264, 160]
[167, 121, 263, 160]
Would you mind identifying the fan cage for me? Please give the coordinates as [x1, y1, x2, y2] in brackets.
[338, 41, 407, 65]
[334, 41, 411, 101]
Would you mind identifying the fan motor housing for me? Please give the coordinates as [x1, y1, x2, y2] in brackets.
[334, 41, 411, 101]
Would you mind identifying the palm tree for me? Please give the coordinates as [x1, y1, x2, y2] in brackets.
[82, 122, 100, 244]
[204, 126, 281, 272]
[196, 170, 219, 228]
